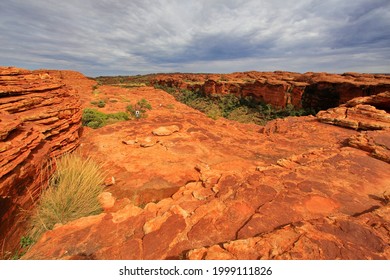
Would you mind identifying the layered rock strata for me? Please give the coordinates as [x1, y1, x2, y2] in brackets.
[317, 91, 390, 130]
[0, 67, 82, 257]
[152, 72, 390, 110]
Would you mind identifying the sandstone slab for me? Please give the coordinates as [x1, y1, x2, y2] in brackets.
[152, 125, 180, 136]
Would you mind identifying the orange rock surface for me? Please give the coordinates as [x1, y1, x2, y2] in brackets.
[12, 70, 388, 260]
[317, 92, 390, 130]
[0, 67, 82, 256]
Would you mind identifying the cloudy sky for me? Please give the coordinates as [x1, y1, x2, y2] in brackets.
[0, 0, 389, 76]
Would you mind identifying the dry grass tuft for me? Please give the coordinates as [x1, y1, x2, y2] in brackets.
[29, 153, 104, 240]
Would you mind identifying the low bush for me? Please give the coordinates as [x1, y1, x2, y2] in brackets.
[106, 111, 129, 121]
[90, 100, 106, 108]
[137, 98, 152, 110]
[154, 84, 177, 95]
[119, 82, 147, 88]
[29, 153, 104, 240]
[82, 108, 108, 128]
[82, 108, 130, 128]
[126, 98, 152, 119]
[228, 107, 263, 124]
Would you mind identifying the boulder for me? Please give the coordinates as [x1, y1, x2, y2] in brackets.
[152, 125, 180, 136]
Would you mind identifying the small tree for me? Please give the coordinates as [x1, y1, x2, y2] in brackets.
[126, 98, 152, 119]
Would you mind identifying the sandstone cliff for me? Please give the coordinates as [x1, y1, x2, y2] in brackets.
[0, 67, 82, 257]
[18, 75, 389, 260]
[152, 72, 390, 110]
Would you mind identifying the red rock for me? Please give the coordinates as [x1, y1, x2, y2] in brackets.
[142, 214, 186, 259]
[152, 125, 180, 136]
[317, 92, 390, 130]
[152, 71, 390, 109]
[1, 67, 388, 260]
[0, 66, 82, 257]
[347, 130, 390, 163]
[188, 212, 389, 260]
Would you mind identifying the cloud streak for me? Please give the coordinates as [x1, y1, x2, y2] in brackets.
[0, 0, 389, 76]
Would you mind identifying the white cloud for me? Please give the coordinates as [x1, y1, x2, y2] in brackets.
[0, 0, 389, 76]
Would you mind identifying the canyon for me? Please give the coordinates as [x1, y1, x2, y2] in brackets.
[150, 71, 390, 111]
[0, 66, 389, 259]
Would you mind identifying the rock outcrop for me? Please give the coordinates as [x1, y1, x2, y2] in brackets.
[317, 91, 390, 130]
[152, 72, 390, 110]
[0, 67, 82, 257]
[19, 76, 389, 260]
[317, 92, 390, 164]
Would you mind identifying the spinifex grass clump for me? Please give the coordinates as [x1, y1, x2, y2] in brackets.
[29, 153, 104, 240]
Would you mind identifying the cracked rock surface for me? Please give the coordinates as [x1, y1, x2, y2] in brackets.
[13, 73, 390, 260]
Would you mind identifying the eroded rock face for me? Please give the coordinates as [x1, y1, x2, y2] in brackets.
[20, 79, 390, 260]
[153, 72, 390, 110]
[0, 66, 82, 257]
[317, 92, 390, 130]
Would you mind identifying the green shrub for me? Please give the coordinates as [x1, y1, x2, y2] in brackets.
[187, 98, 212, 112]
[126, 104, 136, 115]
[126, 99, 152, 119]
[92, 84, 99, 91]
[91, 100, 106, 108]
[179, 89, 200, 103]
[82, 108, 130, 128]
[154, 84, 313, 124]
[217, 94, 241, 117]
[154, 84, 177, 95]
[82, 108, 108, 128]
[20, 236, 34, 248]
[29, 153, 104, 240]
[137, 98, 152, 110]
[206, 104, 223, 120]
[106, 112, 130, 126]
[228, 107, 260, 123]
[107, 111, 129, 121]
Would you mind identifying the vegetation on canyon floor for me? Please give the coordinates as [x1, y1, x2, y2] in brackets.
[93, 75, 314, 125]
[154, 84, 312, 125]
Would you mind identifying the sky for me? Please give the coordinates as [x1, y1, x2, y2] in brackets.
[0, 0, 389, 76]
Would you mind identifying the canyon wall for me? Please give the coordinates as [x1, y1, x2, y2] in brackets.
[152, 72, 390, 110]
[0, 67, 82, 257]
